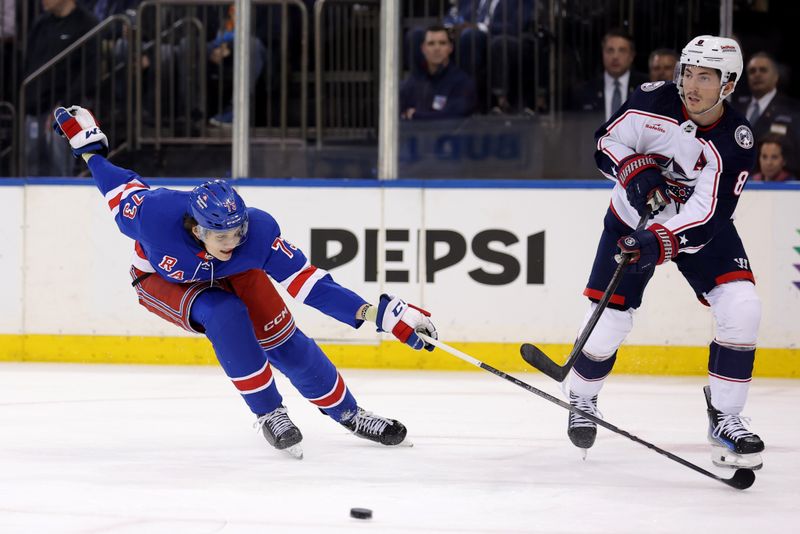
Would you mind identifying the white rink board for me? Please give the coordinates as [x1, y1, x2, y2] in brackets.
[0, 186, 24, 333]
[2, 182, 799, 348]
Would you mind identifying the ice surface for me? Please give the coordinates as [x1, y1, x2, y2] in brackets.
[0, 363, 797, 533]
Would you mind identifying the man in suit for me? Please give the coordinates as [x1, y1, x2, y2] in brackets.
[571, 29, 648, 120]
[732, 52, 800, 172]
[648, 48, 678, 83]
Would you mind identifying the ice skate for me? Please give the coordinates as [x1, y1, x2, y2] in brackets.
[704, 386, 763, 470]
[342, 407, 411, 447]
[255, 406, 304, 459]
[567, 392, 600, 458]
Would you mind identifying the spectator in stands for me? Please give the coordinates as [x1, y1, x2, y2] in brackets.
[648, 48, 678, 82]
[24, 0, 97, 175]
[90, 0, 139, 20]
[732, 52, 800, 173]
[751, 134, 797, 182]
[405, 1, 534, 112]
[400, 25, 476, 120]
[204, 4, 267, 128]
[571, 29, 648, 120]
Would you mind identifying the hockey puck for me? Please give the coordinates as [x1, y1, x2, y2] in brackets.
[350, 507, 372, 520]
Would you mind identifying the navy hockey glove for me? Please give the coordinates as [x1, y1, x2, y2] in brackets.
[617, 154, 669, 216]
[52, 105, 109, 158]
[616, 224, 678, 273]
[376, 294, 437, 351]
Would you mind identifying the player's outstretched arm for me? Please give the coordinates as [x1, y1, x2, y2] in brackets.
[363, 295, 438, 352]
[53, 105, 148, 196]
[53, 106, 151, 241]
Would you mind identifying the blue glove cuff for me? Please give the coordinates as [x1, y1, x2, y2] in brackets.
[375, 293, 391, 333]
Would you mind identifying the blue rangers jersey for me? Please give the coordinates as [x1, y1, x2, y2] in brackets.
[87, 156, 367, 328]
[595, 80, 756, 254]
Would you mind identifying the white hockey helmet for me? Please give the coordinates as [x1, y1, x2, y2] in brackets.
[677, 35, 743, 108]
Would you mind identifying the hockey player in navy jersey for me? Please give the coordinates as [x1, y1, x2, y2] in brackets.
[565, 35, 765, 469]
[52, 106, 438, 459]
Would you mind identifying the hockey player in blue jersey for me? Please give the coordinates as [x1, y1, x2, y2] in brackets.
[52, 106, 438, 459]
[564, 35, 765, 469]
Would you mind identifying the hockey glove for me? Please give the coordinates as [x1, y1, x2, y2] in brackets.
[617, 154, 669, 216]
[52, 105, 109, 158]
[616, 224, 678, 273]
[376, 294, 437, 351]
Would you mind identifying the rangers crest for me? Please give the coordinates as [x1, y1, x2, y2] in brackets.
[734, 125, 754, 149]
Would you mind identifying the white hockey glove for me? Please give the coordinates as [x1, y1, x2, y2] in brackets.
[375, 294, 437, 351]
[52, 105, 109, 158]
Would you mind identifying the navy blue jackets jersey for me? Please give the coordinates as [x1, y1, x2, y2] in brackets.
[87, 156, 367, 328]
[594, 81, 756, 254]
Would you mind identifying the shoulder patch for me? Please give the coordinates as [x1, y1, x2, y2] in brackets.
[734, 125, 754, 149]
[640, 81, 665, 92]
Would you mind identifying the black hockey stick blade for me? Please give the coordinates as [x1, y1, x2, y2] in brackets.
[518, 209, 656, 381]
[520, 343, 570, 382]
[725, 468, 756, 490]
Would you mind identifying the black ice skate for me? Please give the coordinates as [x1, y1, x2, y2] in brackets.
[342, 407, 410, 446]
[567, 392, 600, 457]
[255, 405, 304, 459]
[703, 386, 764, 470]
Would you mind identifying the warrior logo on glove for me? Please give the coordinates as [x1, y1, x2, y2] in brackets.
[376, 294, 438, 352]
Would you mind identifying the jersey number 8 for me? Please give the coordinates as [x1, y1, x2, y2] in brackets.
[733, 171, 749, 196]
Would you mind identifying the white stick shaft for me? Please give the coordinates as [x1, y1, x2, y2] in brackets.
[417, 334, 482, 368]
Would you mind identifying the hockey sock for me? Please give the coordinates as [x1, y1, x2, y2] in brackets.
[707, 341, 755, 414]
[568, 351, 617, 398]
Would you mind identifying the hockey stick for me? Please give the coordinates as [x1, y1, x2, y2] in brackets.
[521, 195, 663, 381]
[419, 334, 755, 490]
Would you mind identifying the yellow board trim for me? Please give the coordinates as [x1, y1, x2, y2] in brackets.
[0, 334, 798, 377]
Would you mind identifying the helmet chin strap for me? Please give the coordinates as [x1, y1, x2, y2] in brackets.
[680, 83, 729, 118]
[687, 96, 724, 117]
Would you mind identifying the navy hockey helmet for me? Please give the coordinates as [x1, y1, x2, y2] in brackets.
[189, 179, 249, 239]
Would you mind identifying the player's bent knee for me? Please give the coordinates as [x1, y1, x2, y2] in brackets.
[582, 305, 634, 360]
[192, 290, 253, 340]
[707, 281, 761, 347]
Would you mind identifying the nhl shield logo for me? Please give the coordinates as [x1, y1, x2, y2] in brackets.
[735, 125, 754, 149]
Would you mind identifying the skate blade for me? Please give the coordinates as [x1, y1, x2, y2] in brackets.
[710, 445, 762, 470]
[578, 448, 588, 461]
[283, 444, 304, 460]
